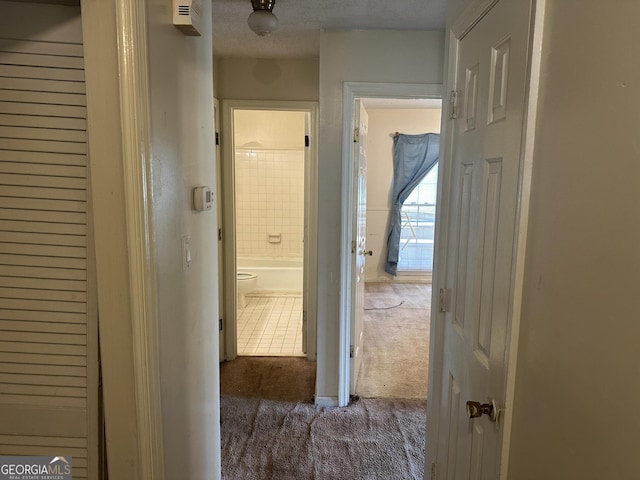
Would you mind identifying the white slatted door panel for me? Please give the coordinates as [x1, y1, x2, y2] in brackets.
[0, 28, 95, 480]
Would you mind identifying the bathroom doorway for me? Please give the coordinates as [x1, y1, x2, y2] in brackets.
[221, 101, 318, 361]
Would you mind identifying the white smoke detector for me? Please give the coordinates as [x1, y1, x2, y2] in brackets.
[173, 0, 204, 36]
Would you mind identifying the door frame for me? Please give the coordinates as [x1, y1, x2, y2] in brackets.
[214, 98, 225, 362]
[221, 99, 319, 361]
[424, 0, 545, 477]
[82, 0, 165, 477]
[338, 82, 443, 407]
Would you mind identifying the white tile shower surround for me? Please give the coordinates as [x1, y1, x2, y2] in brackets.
[235, 149, 305, 257]
[237, 294, 304, 356]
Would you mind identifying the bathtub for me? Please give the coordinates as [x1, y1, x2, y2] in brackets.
[237, 256, 303, 293]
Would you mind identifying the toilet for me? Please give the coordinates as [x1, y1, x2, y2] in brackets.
[236, 271, 258, 308]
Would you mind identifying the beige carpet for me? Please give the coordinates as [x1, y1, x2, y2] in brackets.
[220, 283, 430, 479]
[220, 356, 316, 403]
[356, 283, 431, 399]
[220, 283, 431, 401]
[221, 395, 426, 480]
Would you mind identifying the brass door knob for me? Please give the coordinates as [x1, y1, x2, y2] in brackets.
[466, 399, 499, 422]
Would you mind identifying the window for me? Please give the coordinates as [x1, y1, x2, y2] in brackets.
[397, 163, 438, 272]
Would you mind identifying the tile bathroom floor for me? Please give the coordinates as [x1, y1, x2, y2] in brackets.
[236, 294, 304, 356]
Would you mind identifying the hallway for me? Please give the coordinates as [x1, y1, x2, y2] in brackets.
[219, 282, 430, 478]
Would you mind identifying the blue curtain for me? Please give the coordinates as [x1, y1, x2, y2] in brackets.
[385, 133, 440, 276]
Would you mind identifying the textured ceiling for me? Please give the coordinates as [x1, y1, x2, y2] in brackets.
[211, 0, 447, 58]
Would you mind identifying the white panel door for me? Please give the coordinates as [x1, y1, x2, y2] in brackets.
[350, 100, 368, 394]
[437, 0, 531, 478]
[0, 4, 97, 479]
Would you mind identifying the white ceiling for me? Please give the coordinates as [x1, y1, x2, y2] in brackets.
[211, 0, 447, 58]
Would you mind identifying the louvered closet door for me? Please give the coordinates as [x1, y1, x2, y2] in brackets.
[0, 9, 97, 480]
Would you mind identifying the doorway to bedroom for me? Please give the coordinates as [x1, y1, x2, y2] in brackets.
[354, 97, 442, 399]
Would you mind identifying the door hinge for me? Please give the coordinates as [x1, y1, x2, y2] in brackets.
[218, 228, 222, 241]
[430, 462, 438, 480]
[219, 318, 223, 331]
[439, 287, 450, 313]
[350, 345, 354, 358]
[351, 240, 356, 253]
[215, 131, 220, 145]
[449, 90, 460, 120]
[353, 127, 359, 143]
[304, 135, 310, 147]
[303, 310, 307, 325]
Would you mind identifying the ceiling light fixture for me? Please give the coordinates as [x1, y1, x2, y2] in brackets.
[248, 0, 279, 36]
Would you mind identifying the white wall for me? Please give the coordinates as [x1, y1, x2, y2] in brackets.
[216, 57, 319, 102]
[365, 108, 441, 282]
[146, 0, 221, 478]
[508, 1, 640, 478]
[317, 30, 444, 401]
[234, 109, 305, 149]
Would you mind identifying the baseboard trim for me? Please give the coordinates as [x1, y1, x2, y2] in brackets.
[314, 396, 339, 408]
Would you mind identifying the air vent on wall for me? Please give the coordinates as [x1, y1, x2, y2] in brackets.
[173, 0, 203, 36]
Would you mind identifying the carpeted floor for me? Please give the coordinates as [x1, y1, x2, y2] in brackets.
[220, 356, 316, 403]
[220, 283, 430, 479]
[221, 395, 426, 480]
[357, 283, 431, 399]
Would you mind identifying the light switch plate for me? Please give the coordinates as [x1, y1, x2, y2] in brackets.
[182, 234, 191, 269]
